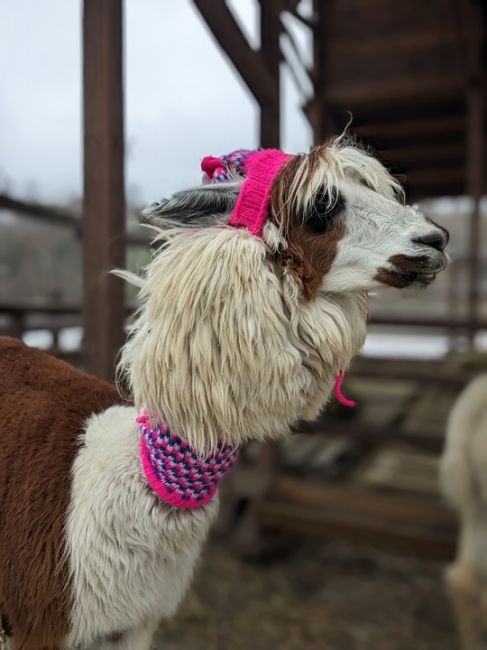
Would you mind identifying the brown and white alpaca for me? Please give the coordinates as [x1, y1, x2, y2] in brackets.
[440, 376, 487, 649]
[0, 139, 448, 649]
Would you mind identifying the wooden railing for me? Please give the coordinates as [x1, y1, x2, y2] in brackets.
[2, 302, 487, 351]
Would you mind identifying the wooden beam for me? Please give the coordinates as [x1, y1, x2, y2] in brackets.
[327, 76, 463, 109]
[0, 193, 80, 230]
[402, 168, 465, 188]
[258, 477, 458, 560]
[408, 186, 466, 202]
[369, 315, 487, 331]
[83, 0, 125, 381]
[193, 0, 273, 106]
[259, 0, 281, 147]
[292, 423, 446, 453]
[0, 193, 149, 246]
[465, 0, 486, 345]
[281, 36, 312, 99]
[352, 116, 465, 140]
[379, 143, 465, 166]
[329, 29, 459, 62]
[312, 0, 337, 143]
[280, 17, 313, 98]
[285, 5, 318, 30]
[324, 3, 457, 41]
[280, 15, 309, 77]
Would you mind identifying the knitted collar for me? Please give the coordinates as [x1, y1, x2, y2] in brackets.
[137, 411, 239, 509]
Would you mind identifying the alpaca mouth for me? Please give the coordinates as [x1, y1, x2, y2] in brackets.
[376, 253, 448, 289]
[407, 269, 439, 288]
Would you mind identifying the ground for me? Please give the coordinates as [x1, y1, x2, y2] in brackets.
[155, 540, 458, 650]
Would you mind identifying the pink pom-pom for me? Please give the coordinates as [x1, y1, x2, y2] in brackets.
[201, 155, 225, 180]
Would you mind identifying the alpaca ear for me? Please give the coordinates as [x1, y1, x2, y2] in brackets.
[143, 183, 240, 229]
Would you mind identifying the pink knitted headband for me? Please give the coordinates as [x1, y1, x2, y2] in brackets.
[201, 149, 292, 237]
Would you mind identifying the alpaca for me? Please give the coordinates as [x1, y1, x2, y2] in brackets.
[0, 139, 448, 649]
[440, 375, 487, 649]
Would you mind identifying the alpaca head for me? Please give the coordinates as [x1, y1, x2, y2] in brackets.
[119, 138, 448, 453]
[269, 141, 448, 298]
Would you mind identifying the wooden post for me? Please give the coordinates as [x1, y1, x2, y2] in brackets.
[193, 0, 280, 147]
[82, 0, 125, 380]
[312, 0, 336, 144]
[8, 311, 24, 339]
[447, 259, 460, 351]
[259, 1, 281, 148]
[465, 1, 485, 348]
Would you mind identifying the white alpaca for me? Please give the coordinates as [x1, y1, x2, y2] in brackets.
[440, 375, 487, 649]
[0, 140, 448, 649]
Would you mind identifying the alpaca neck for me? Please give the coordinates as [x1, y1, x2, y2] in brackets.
[137, 411, 239, 508]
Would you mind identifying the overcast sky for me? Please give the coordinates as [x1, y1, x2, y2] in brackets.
[0, 0, 312, 206]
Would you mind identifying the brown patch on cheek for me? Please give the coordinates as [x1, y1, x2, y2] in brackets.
[375, 254, 430, 288]
[268, 155, 345, 300]
[0, 336, 128, 648]
[282, 223, 345, 300]
[281, 240, 322, 300]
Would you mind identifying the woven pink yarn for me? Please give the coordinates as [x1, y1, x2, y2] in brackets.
[137, 411, 239, 509]
[228, 149, 291, 237]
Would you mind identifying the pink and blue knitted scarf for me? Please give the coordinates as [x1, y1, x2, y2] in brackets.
[138, 411, 239, 509]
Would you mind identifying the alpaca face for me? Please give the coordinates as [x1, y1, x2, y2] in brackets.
[269, 144, 449, 299]
[329, 182, 448, 293]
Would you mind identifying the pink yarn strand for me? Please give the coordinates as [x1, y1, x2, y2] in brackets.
[334, 370, 356, 408]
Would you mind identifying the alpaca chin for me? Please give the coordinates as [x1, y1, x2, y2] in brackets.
[119, 226, 369, 455]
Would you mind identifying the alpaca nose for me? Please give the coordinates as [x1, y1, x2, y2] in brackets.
[413, 229, 448, 253]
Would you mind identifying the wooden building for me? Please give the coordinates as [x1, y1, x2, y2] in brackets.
[195, 0, 486, 348]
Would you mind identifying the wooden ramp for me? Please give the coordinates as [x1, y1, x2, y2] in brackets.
[257, 476, 458, 561]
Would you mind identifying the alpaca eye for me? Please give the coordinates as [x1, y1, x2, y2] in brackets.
[305, 191, 345, 234]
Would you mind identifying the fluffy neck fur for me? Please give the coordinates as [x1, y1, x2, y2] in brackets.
[119, 224, 368, 456]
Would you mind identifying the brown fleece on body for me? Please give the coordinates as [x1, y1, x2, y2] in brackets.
[269, 153, 346, 300]
[0, 337, 127, 650]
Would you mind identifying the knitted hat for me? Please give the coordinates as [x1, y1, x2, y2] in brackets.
[201, 148, 292, 237]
